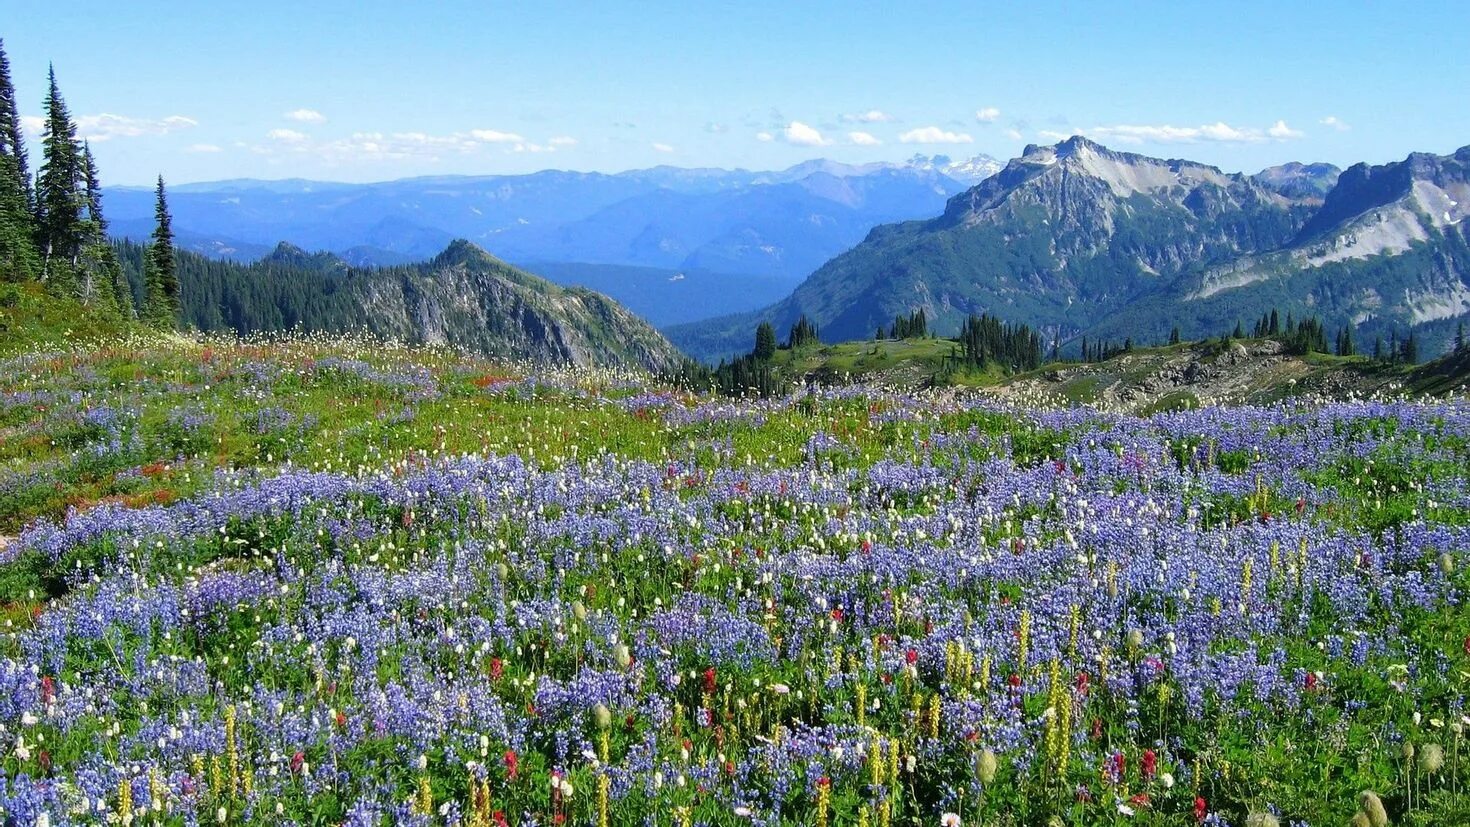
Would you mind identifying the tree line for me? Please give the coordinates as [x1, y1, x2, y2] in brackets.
[0, 41, 177, 326]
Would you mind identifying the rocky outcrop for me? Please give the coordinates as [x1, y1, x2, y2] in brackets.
[344, 240, 685, 373]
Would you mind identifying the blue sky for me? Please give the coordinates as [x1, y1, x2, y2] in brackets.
[5, 0, 1469, 185]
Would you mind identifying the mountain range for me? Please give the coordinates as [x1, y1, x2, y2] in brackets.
[115, 238, 684, 373]
[669, 137, 1470, 361]
[100, 154, 1001, 324]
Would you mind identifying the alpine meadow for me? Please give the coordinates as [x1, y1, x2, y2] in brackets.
[5, 4, 1470, 826]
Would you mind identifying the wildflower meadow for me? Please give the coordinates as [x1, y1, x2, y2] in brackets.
[2, 334, 1469, 826]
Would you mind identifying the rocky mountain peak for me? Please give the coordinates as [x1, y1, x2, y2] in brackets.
[1253, 162, 1342, 200]
[430, 239, 502, 271]
[260, 241, 348, 273]
[1298, 145, 1470, 242]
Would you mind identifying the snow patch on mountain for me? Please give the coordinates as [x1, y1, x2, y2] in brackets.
[1412, 179, 1470, 227]
[1301, 204, 1430, 266]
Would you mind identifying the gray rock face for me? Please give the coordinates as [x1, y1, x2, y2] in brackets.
[344, 241, 685, 373]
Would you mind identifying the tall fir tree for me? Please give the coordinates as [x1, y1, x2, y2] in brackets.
[0, 39, 30, 209]
[36, 64, 85, 289]
[144, 175, 179, 326]
[752, 321, 776, 361]
[0, 39, 37, 281]
[1401, 330, 1419, 364]
[76, 143, 130, 314]
[0, 151, 36, 281]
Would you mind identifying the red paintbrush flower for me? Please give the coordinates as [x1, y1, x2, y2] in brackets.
[504, 749, 519, 780]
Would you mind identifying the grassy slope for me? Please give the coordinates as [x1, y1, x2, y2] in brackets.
[0, 282, 145, 357]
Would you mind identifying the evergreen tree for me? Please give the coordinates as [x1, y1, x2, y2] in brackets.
[1373, 337, 1383, 362]
[1400, 330, 1419, 364]
[74, 144, 130, 314]
[36, 65, 85, 288]
[752, 321, 776, 361]
[954, 312, 1042, 373]
[0, 152, 35, 281]
[785, 315, 819, 349]
[0, 39, 30, 210]
[1336, 325, 1356, 357]
[0, 39, 37, 281]
[80, 144, 104, 234]
[1268, 308, 1279, 336]
[1231, 320, 1245, 339]
[1456, 322, 1466, 353]
[1168, 326, 1180, 345]
[144, 175, 179, 325]
[1282, 316, 1328, 355]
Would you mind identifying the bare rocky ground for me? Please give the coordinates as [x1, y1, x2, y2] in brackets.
[982, 340, 1470, 413]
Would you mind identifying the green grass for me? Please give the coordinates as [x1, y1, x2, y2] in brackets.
[0, 281, 147, 357]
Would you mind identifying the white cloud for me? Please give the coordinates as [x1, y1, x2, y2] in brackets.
[1320, 115, 1350, 132]
[20, 115, 44, 134]
[847, 131, 882, 146]
[1004, 128, 1024, 141]
[975, 107, 1001, 123]
[782, 121, 832, 147]
[469, 129, 525, 143]
[1267, 120, 1304, 139]
[285, 109, 326, 124]
[186, 143, 223, 153]
[755, 131, 774, 142]
[651, 142, 675, 153]
[253, 127, 580, 163]
[1068, 120, 1308, 145]
[704, 122, 728, 134]
[267, 128, 310, 143]
[840, 109, 895, 124]
[54, 113, 199, 142]
[899, 126, 974, 144]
